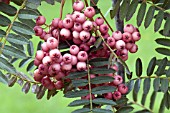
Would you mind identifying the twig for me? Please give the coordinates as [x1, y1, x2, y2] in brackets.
[84, 0, 89, 7]
[59, 0, 65, 20]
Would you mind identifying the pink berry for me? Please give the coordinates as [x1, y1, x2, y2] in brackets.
[72, 12, 86, 23]
[72, 31, 80, 39]
[86, 36, 96, 46]
[84, 6, 95, 18]
[33, 69, 44, 82]
[124, 24, 134, 34]
[99, 24, 109, 34]
[129, 44, 138, 53]
[42, 56, 52, 66]
[71, 55, 78, 65]
[134, 27, 139, 32]
[74, 22, 83, 32]
[80, 43, 90, 51]
[56, 55, 63, 63]
[73, 1, 84, 11]
[44, 33, 52, 41]
[41, 76, 55, 90]
[77, 51, 88, 61]
[60, 28, 71, 39]
[61, 63, 72, 71]
[113, 75, 123, 85]
[41, 42, 50, 52]
[82, 20, 93, 31]
[38, 64, 48, 74]
[34, 58, 41, 66]
[118, 84, 128, 94]
[112, 31, 122, 40]
[112, 91, 122, 100]
[55, 72, 65, 80]
[132, 32, 141, 41]
[40, 31, 46, 40]
[46, 37, 59, 49]
[104, 92, 113, 100]
[73, 37, 82, 45]
[107, 37, 115, 47]
[51, 18, 60, 28]
[54, 81, 64, 90]
[51, 63, 61, 73]
[125, 42, 134, 50]
[36, 16, 46, 26]
[83, 94, 95, 100]
[70, 45, 80, 55]
[58, 20, 63, 28]
[63, 53, 72, 64]
[52, 29, 59, 38]
[77, 62, 87, 71]
[79, 30, 90, 42]
[95, 17, 104, 26]
[36, 50, 44, 61]
[111, 65, 118, 72]
[122, 32, 132, 43]
[115, 40, 126, 50]
[34, 26, 43, 36]
[49, 49, 61, 60]
[63, 17, 74, 29]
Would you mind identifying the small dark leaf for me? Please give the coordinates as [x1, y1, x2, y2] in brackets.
[110, 0, 121, 19]
[92, 108, 113, 113]
[150, 91, 157, 110]
[143, 78, 151, 94]
[8, 76, 17, 87]
[153, 78, 160, 91]
[0, 29, 6, 37]
[11, 0, 23, 6]
[159, 30, 170, 37]
[93, 98, 116, 105]
[27, 41, 34, 56]
[0, 14, 11, 27]
[47, 89, 58, 100]
[66, 71, 87, 79]
[26, 60, 35, 72]
[126, 80, 134, 94]
[133, 79, 141, 93]
[89, 57, 109, 67]
[156, 47, 170, 56]
[37, 41, 43, 50]
[36, 85, 46, 99]
[7, 33, 29, 45]
[155, 38, 170, 47]
[94, 37, 102, 48]
[72, 79, 88, 87]
[137, 2, 147, 27]
[164, 92, 170, 109]
[0, 70, 8, 84]
[116, 97, 128, 105]
[19, 9, 39, 19]
[22, 82, 31, 94]
[17, 78, 24, 86]
[92, 86, 116, 94]
[159, 95, 166, 113]
[0, 57, 16, 74]
[58, 41, 69, 49]
[166, 67, 170, 77]
[0, 2, 17, 16]
[91, 76, 114, 84]
[144, 6, 155, 28]
[90, 0, 99, 6]
[135, 109, 150, 113]
[90, 68, 115, 74]
[155, 57, 167, 76]
[154, 10, 164, 32]
[147, 57, 156, 76]
[72, 108, 90, 113]
[19, 57, 32, 68]
[26, 0, 41, 9]
[68, 99, 89, 107]
[119, 0, 130, 21]
[9, 42, 24, 51]
[133, 91, 138, 102]
[141, 93, 147, 105]
[18, 18, 36, 28]
[64, 89, 89, 98]
[163, 17, 170, 36]
[10, 58, 18, 64]
[12, 21, 34, 35]
[32, 84, 40, 94]
[160, 79, 169, 93]
[116, 106, 134, 113]
[126, 0, 138, 21]
[46, 0, 55, 5]
[136, 58, 142, 77]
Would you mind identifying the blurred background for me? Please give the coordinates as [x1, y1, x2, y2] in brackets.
[0, 0, 169, 113]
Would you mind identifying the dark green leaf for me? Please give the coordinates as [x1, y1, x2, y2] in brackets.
[12, 21, 34, 35]
[126, 80, 134, 94]
[137, 2, 147, 27]
[22, 82, 31, 94]
[66, 71, 87, 79]
[141, 93, 147, 105]
[154, 10, 164, 32]
[92, 108, 113, 113]
[26, 60, 35, 71]
[32, 84, 40, 94]
[135, 109, 150, 113]
[64, 90, 89, 98]
[18, 18, 36, 28]
[134, 79, 141, 93]
[93, 98, 116, 105]
[68, 99, 89, 107]
[0, 2, 17, 16]
[133, 91, 138, 102]
[90, 0, 99, 6]
[143, 78, 151, 94]
[36, 85, 46, 99]
[126, 0, 138, 21]
[147, 57, 156, 76]
[116, 106, 134, 113]
[37, 41, 43, 50]
[119, 0, 130, 21]
[156, 47, 170, 56]
[10, 58, 18, 64]
[3, 45, 27, 59]
[110, 0, 121, 19]
[26, 0, 41, 9]
[0, 29, 6, 37]
[90, 68, 115, 74]
[153, 78, 160, 91]
[116, 97, 128, 105]
[94, 37, 102, 48]
[72, 108, 90, 113]
[136, 58, 142, 77]
[0, 70, 8, 84]
[159, 95, 166, 113]
[155, 38, 170, 47]
[89, 57, 109, 67]
[166, 67, 170, 77]
[72, 79, 88, 87]
[46, 0, 55, 5]
[163, 17, 170, 36]
[27, 41, 34, 56]
[0, 57, 16, 74]
[0, 14, 11, 27]
[11, 0, 23, 6]
[159, 30, 170, 37]
[19, 57, 32, 68]
[91, 76, 114, 84]
[18, 9, 39, 19]
[92, 86, 116, 94]
[160, 79, 169, 93]
[150, 91, 157, 110]
[7, 33, 29, 45]
[47, 89, 58, 100]
[8, 76, 17, 87]
[155, 57, 167, 76]
[144, 6, 155, 28]
[9, 42, 24, 51]
[164, 92, 170, 109]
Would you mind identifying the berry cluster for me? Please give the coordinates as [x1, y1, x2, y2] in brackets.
[33, 0, 141, 101]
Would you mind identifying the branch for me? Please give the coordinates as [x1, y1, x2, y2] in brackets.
[59, 0, 65, 20]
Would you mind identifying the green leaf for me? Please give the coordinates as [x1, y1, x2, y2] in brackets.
[163, 17, 170, 36]
[159, 30, 170, 37]
[72, 108, 90, 113]
[36, 85, 46, 99]
[0, 57, 16, 74]
[90, 68, 115, 74]
[89, 57, 109, 67]
[72, 79, 88, 87]
[133, 91, 138, 102]
[26, 0, 41, 9]
[94, 37, 102, 48]
[143, 78, 151, 94]
[144, 6, 155, 28]
[137, 2, 147, 27]
[156, 47, 170, 56]
[90, 0, 99, 6]
[154, 10, 164, 32]
[133, 79, 141, 93]
[116, 97, 128, 105]
[0, 70, 8, 84]
[0, 14, 11, 27]
[68, 99, 89, 107]
[32, 84, 40, 94]
[136, 58, 142, 77]
[126, 0, 138, 21]
[159, 95, 166, 113]
[116, 106, 134, 113]
[22, 82, 31, 94]
[147, 57, 156, 76]
[26, 60, 35, 71]
[37, 41, 43, 50]
[19, 57, 32, 68]
[7, 33, 29, 45]
[10, 58, 18, 64]
[12, 21, 34, 35]
[141, 93, 147, 105]
[126, 80, 134, 94]
[155, 38, 170, 47]
[0, 29, 6, 37]
[0, 2, 17, 16]
[166, 67, 170, 77]
[135, 109, 150, 113]
[27, 41, 34, 56]
[9, 42, 24, 51]
[18, 9, 39, 19]
[92, 86, 116, 94]
[45, 0, 55, 5]
[18, 18, 36, 28]
[155, 57, 167, 76]
[8, 76, 17, 87]
[47, 89, 58, 100]
[91, 76, 114, 84]
[150, 91, 157, 110]
[160, 79, 169, 93]
[64, 90, 89, 98]
[110, 0, 121, 19]
[119, 0, 130, 21]
[93, 98, 116, 105]
[164, 92, 170, 109]
[66, 71, 87, 79]
[92, 108, 113, 113]
[3, 45, 27, 59]
[153, 78, 160, 91]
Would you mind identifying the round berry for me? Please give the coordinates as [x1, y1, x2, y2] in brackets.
[112, 91, 122, 100]
[70, 45, 80, 55]
[84, 6, 95, 18]
[124, 24, 134, 34]
[95, 17, 104, 26]
[77, 62, 86, 71]
[36, 16, 46, 26]
[63, 53, 72, 64]
[46, 37, 59, 49]
[115, 40, 126, 50]
[77, 51, 88, 61]
[113, 75, 123, 85]
[73, 1, 84, 11]
[118, 84, 128, 94]
[112, 31, 122, 40]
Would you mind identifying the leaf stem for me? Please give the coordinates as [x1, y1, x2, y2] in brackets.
[0, 0, 27, 56]
[59, 0, 65, 20]
[131, 75, 170, 81]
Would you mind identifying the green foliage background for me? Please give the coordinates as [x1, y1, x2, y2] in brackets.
[0, 0, 169, 113]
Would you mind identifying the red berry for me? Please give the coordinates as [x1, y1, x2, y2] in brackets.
[36, 16, 46, 26]
[112, 91, 122, 100]
[118, 84, 128, 94]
